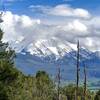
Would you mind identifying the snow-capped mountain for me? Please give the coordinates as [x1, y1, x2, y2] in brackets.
[26, 39, 76, 59]
[15, 40, 100, 90]
[18, 39, 94, 65]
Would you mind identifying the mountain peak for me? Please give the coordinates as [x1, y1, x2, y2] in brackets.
[25, 39, 75, 59]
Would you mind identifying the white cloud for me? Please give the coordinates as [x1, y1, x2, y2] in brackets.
[0, 5, 100, 52]
[0, 11, 41, 52]
[63, 20, 87, 32]
[30, 4, 91, 19]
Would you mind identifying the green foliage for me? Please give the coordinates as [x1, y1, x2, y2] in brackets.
[0, 28, 19, 100]
[36, 71, 52, 89]
[94, 90, 100, 100]
[61, 84, 92, 100]
[33, 71, 55, 100]
[0, 82, 8, 100]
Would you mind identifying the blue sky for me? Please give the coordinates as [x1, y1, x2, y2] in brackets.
[1, 0, 100, 15]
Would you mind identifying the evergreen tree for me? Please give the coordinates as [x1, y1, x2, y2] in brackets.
[34, 71, 55, 100]
[0, 28, 19, 100]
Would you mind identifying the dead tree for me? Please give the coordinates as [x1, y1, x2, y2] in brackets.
[57, 66, 61, 100]
[83, 64, 87, 100]
[75, 40, 80, 100]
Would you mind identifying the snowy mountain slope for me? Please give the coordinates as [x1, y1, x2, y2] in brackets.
[15, 38, 100, 68]
[26, 39, 76, 59]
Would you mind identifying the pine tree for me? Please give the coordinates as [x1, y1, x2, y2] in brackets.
[0, 28, 19, 100]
